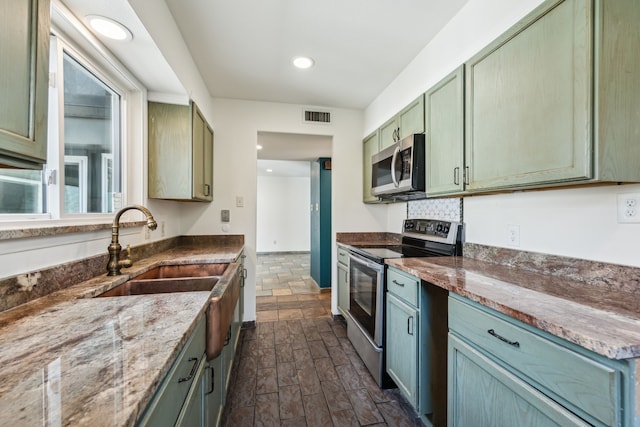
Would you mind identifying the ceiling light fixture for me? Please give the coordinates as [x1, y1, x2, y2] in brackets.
[292, 56, 315, 69]
[86, 15, 133, 41]
[257, 144, 263, 150]
[266, 169, 273, 173]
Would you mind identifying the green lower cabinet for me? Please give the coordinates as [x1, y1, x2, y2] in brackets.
[385, 267, 434, 420]
[204, 356, 224, 427]
[176, 357, 207, 427]
[137, 318, 206, 427]
[448, 295, 632, 427]
[386, 293, 419, 405]
[448, 334, 589, 427]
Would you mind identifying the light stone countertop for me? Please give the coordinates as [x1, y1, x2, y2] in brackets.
[0, 242, 243, 427]
[386, 256, 640, 360]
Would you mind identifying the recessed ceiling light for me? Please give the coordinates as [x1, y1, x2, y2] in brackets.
[257, 144, 263, 150]
[266, 169, 273, 173]
[292, 56, 315, 69]
[86, 15, 133, 41]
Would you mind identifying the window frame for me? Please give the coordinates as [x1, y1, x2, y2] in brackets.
[0, 2, 146, 225]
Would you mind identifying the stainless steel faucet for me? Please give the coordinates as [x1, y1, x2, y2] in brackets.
[107, 205, 157, 276]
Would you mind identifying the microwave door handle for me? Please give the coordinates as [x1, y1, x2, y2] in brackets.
[391, 146, 401, 187]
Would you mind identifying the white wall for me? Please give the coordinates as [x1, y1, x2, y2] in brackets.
[175, 98, 385, 319]
[257, 175, 311, 253]
[366, 0, 640, 268]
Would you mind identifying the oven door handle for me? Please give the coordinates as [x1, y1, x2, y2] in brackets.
[348, 252, 385, 272]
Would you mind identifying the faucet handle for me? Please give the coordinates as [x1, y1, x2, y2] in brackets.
[119, 245, 133, 269]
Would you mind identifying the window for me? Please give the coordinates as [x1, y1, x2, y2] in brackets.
[0, 35, 125, 218]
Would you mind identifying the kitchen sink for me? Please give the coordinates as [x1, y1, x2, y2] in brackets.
[128, 263, 229, 280]
[97, 263, 228, 297]
[96, 261, 243, 362]
[98, 276, 220, 297]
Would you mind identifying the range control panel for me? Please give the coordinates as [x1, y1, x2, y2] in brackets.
[403, 219, 457, 240]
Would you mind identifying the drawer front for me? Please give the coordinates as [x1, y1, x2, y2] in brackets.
[139, 316, 206, 426]
[337, 247, 350, 266]
[449, 296, 619, 426]
[386, 268, 419, 306]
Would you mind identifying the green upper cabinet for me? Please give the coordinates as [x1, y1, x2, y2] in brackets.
[362, 130, 380, 203]
[0, 0, 50, 169]
[148, 101, 214, 202]
[425, 66, 465, 196]
[465, 0, 640, 192]
[379, 95, 425, 150]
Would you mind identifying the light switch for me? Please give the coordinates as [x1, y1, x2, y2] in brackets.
[236, 196, 244, 207]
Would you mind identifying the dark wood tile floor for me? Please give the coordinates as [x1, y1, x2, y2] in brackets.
[221, 252, 423, 426]
[221, 297, 424, 426]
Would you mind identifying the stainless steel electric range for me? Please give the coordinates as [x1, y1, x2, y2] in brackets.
[343, 218, 463, 387]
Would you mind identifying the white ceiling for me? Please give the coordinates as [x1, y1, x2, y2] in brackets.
[60, 0, 469, 110]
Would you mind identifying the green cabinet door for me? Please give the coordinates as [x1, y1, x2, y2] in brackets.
[0, 0, 50, 168]
[465, 0, 591, 191]
[379, 95, 425, 151]
[204, 356, 223, 427]
[448, 334, 589, 427]
[362, 130, 380, 203]
[398, 94, 425, 140]
[379, 116, 399, 151]
[337, 263, 349, 316]
[425, 66, 465, 196]
[176, 357, 206, 427]
[148, 100, 214, 202]
[386, 292, 418, 408]
[192, 104, 213, 201]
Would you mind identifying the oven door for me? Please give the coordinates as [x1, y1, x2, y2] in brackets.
[348, 252, 385, 347]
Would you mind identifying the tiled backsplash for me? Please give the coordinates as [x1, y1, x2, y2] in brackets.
[407, 198, 463, 222]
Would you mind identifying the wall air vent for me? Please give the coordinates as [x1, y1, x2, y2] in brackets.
[303, 108, 331, 124]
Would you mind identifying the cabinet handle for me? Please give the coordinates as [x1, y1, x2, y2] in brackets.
[205, 366, 215, 395]
[203, 184, 211, 196]
[178, 357, 199, 383]
[407, 316, 414, 335]
[454, 167, 460, 185]
[464, 166, 470, 185]
[487, 329, 520, 348]
[224, 325, 232, 346]
[392, 279, 405, 287]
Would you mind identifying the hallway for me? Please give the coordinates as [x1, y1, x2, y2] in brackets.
[221, 253, 422, 426]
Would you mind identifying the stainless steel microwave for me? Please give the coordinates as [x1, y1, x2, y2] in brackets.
[371, 133, 426, 200]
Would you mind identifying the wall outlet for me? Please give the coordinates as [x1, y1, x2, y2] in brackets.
[617, 193, 640, 223]
[507, 224, 520, 247]
[221, 209, 230, 222]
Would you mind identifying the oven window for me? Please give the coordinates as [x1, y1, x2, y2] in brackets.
[349, 261, 379, 339]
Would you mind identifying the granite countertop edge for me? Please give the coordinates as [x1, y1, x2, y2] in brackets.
[386, 256, 640, 361]
[0, 242, 244, 426]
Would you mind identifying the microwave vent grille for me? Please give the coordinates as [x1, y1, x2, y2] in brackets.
[303, 109, 331, 124]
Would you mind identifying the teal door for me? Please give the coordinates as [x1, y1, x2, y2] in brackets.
[310, 158, 332, 288]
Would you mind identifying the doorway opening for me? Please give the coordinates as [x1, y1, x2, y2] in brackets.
[255, 131, 332, 298]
